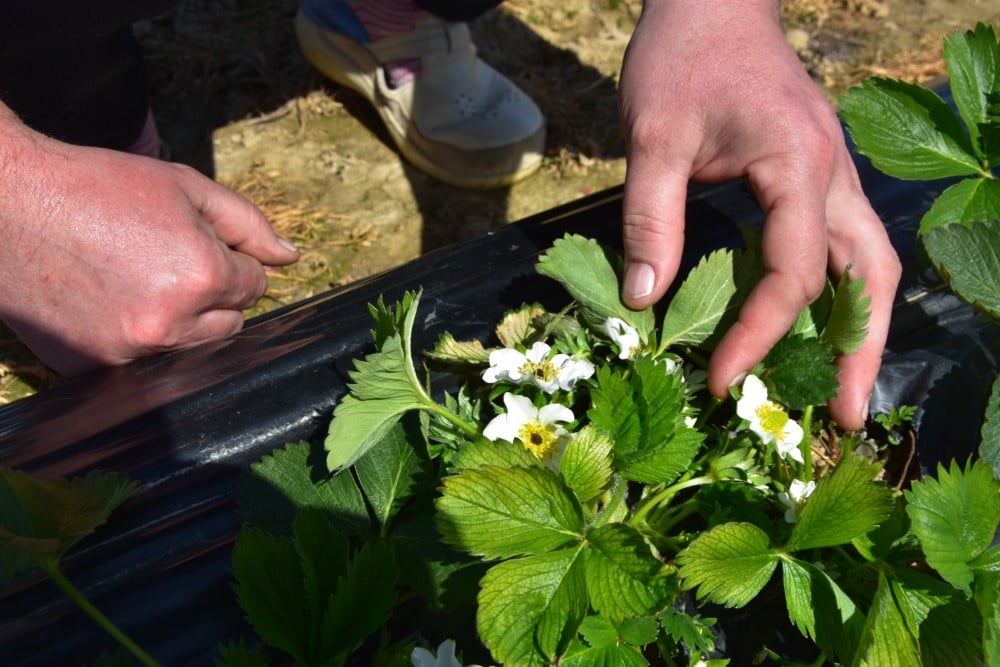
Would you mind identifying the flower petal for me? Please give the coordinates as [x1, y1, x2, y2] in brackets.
[525, 341, 551, 364]
[538, 402, 575, 425]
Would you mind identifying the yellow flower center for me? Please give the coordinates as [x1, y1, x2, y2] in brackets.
[756, 402, 790, 440]
[517, 420, 560, 460]
[520, 359, 559, 383]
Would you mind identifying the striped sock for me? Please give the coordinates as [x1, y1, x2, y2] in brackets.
[346, 0, 426, 87]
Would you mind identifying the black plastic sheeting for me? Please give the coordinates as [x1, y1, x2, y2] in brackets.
[1, 158, 998, 665]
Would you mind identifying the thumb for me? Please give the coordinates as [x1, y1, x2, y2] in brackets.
[181, 168, 300, 266]
[620, 153, 691, 310]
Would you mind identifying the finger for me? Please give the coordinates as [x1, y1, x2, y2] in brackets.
[212, 248, 271, 312]
[708, 161, 830, 398]
[620, 147, 693, 310]
[825, 158, 902, 430]
[175, 165, 299, 266]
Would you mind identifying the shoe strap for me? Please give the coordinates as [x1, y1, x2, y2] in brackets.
[366, 18, 472, 63]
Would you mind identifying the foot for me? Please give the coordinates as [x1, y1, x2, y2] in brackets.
[295, 5, 545, 189]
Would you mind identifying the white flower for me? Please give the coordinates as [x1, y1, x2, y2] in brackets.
[482, 341, 594, 393]
[603, 317, 640, 360]
[777, 479, 817, 523]
[482, 392, 574, 461]
[736, 375, 804, 464]
[411, 639, 488, 667]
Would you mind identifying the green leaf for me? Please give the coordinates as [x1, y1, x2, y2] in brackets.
[587, 366, 641, 454]
[589, 356, 702, 484]
[536, 234, 654, 340]
[821, 267, 871, 355]
[436, 465, 585, 559]
[676, 522, 778, 608]
[452, 437, 540, 470]
[577, 615, 620, 649]
[789, 281, 833, 339]
[854, 571, 921, 667]
[786, 453, 895, 552]
[425, 332, 490, 365]
[904, 458, 1000, 596]
[231, 527, 312, 665]
[781, 557, 862, 665]
[838, 77, 982, 180]
[891, 566, 983, 667]
[760, 334, 839, 410]
[560, 426, 614, 504]
[982, 375, 1000, 477]
[0, 469, 137, 585]
[659, 248, 758, 349]
[919, 177, 1000, 234]
[584, 523, 675, 620]
[944, 22, 1000, 163]
[561, 641, 648, 667]
[215, 638, 271, 667]
[353, 418, 424, 530]
[657, 608, 718, 658]
[923, 220, 1000, 322]
[320, 539, 397, 662]
[326, 291, 435, 472]
[236, 441, 368, 535]
[291, 510, 351, 661]
[478, 546, 588, 665]
[613, 616, 660, 647]
[977, 571, 1000, 667]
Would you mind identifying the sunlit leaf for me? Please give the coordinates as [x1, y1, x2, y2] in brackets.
[478, 547, 588, 665]
[584, 523, 675, 620]
[944, 22, 1000, 163]
[919, 177, 1000, 234]
[536, 234, 654, 340]
[854, 571, 921, 667]
[560, 426, 614, 504]
[326, 291, 437, 472]
[904, 459, 1000, 595]
[436, 466, 585, 559]
[821, 267, 870, 356]
[677, 522, 778, 608]
[923, 220, 1000, 322]
[786, 454, 895, 552]
[839, 77, 982, 180]
[659, 248, 758, 349]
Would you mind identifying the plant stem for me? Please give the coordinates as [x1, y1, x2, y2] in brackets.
[38, 556, 160, 667]
[799, 405, 814, 479]
[630, 475, 714, 528]
[422, 399, 478, 435]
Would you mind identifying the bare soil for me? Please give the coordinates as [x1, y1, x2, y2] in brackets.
[2, 0, 999, 402]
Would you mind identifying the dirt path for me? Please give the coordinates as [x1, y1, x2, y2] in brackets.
[2, 0, 999, 402]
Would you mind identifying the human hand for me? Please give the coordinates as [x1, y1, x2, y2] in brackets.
[0, 114, 299, 376]
[616, 0, 901, 429]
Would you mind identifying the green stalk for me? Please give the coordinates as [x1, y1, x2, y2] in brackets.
[630, 475, 714, 528]
[38, 556, 160, 667]
[421, 399, 478, 435]
[798, 404, 814, 479]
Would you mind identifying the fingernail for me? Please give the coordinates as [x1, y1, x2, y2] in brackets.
[624, 262, 655, 300]
[277, 236, 299, 253]
[729, 371, 747, 388]
[860, 393, 872, 422]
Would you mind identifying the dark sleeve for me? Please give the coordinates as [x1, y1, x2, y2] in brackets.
[411, 0, 503, 22]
